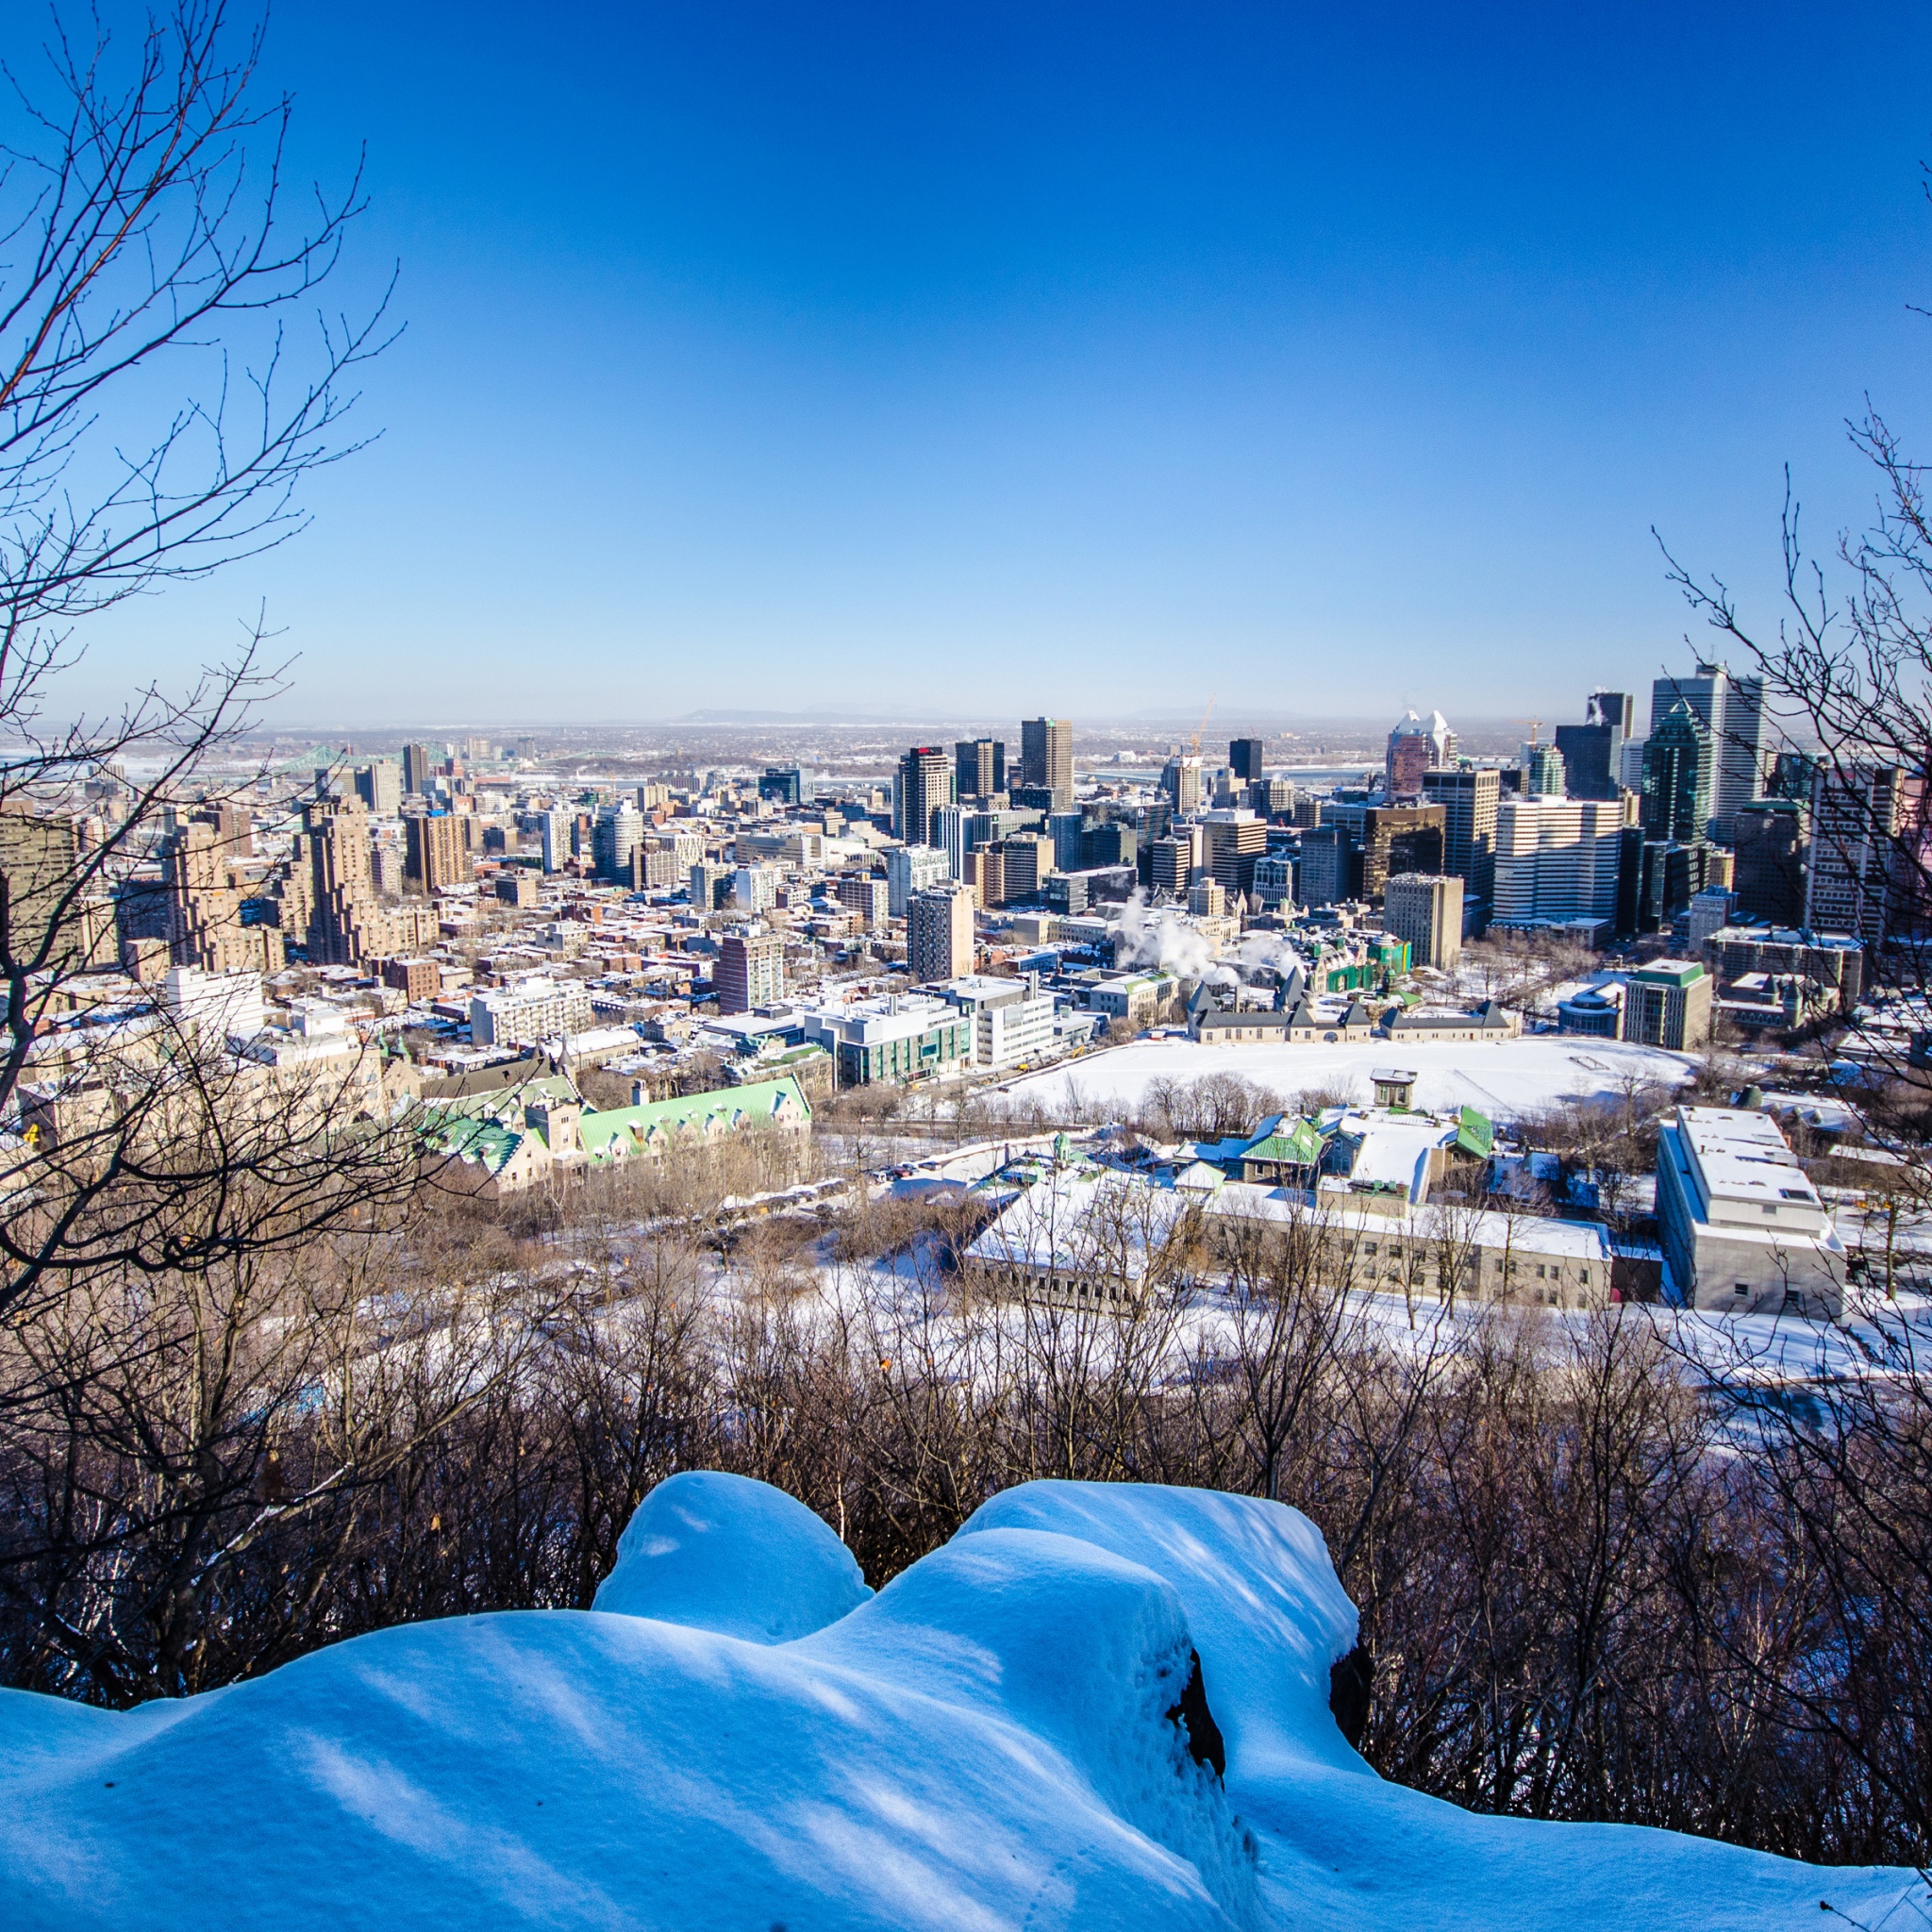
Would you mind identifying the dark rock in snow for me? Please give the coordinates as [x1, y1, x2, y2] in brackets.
[1167, 1648, 1227, 1779]
[1329, 1641, 1372, 1749]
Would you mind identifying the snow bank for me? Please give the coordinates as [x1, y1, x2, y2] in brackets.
[959, 1482, 1362, 1780]
[0, 1476, 1917, 1932]
[592, 1468, 871, 1640]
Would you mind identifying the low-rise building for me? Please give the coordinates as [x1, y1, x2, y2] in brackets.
[1087, 973, 1176, 1029]
[1557, 980, 1625, 1039]
[469, 976, 595, 1049]
[803, 993, 974, 1086]
[1192, 1007, 1292, 1045]
[420, 1073, 812, 1198]
[1384, 999, 1518, 1043]
[1654, 1105, 1844, 1319]
[936, 974, 1058, 1070]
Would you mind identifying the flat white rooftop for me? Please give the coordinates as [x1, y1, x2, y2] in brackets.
[1677, 1107, 1824, 1218]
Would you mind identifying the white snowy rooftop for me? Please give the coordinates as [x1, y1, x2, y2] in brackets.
[1675, 1106, 1828, 1232]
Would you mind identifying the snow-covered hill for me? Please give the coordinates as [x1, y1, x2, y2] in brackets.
[0, 1473, 1914, 1930]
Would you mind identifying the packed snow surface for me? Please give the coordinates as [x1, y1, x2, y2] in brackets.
[591, 1469, 872, 1640]
[0, 1477, 1915, 1930]
[1015, 1034, 1695, 1120]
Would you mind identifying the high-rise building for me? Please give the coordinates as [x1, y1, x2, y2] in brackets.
[1200, 810, 1267, 901]
[1590, 691, 1635, 737]
[1623, 837, 1710, 936]
[1019, 717, 1074, 810]
[1384, 874, 1465, 971]
[1641, 701, 1715, 844]
[833, 874, 891, 929]
[1552, 691, 1632, 804]
[1732, 800, 1807, 926]
[690, 859, 733, 910]
[1046, 810, 1085, 874]
[1149, 835, 1191, 896]
[405, 811, 467, 893]
[401, 743, 440, 798]
[1251, 853, 1294, 910]
[893, 745, 953, 844]
[1491, 796, 1634, 927]
[1421, 766, 1499, 929]
[1359, 805, 1445, 905]
[1805, 763, 1913, 946]
[1385, 711, 1457, 799]
[159, 820, 280, 975]
[758, 767, 803, 807]
[955, 738, 1007, 801]
[305, 801, 438, 966]
[1624, 961, 1713, 1051]
[353, 760, 402, 817]
[1650, 663, 1765, 827]
[731, 864, 781, 914]
[1160, 754, 1204, 814]
[539, 809, 568, 874]
[1295, 825, 1344, 908]
[978, 834, 1053, 907]
[591, 803, 644, 883]
[1552, 725, 1613, 800]
[931, 803, 971, 882]
[908, 882, 976, 984]
[1228, 737, 1266, 785]
[885, 842, 949, 917]
[1522, 741, 1567, 798]
[1084, 821, 1136, 869]
[717, 932, 785, 1014]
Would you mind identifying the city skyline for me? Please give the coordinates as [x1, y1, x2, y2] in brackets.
[45, 0, 1932, 725]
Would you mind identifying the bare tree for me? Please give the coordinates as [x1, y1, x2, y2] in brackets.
[0, 2, 396, 1324]
[1662, 410, 1932, 1117]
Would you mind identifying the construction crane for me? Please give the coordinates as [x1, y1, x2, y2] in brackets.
[1508, 716, 1543, 745]
[1189, 694, 1217, 759]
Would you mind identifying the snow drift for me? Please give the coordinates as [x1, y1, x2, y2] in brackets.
[0, 1474, 1916, 1931]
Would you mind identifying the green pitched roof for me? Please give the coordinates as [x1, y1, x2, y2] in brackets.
[576, 1074, 811, 1162]
[418, 1111, 527, 1175]
[1243, 1118, 1326, 1167]
[1456, 1106, 1494, 1158]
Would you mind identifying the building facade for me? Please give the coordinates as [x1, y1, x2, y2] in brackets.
[908, 882, 975, 983]
[717, 932, 785, 1014]
[1020, 717, 1074, 809]
[1491, 795, 1633, 928]
[1624, 960, 1712, 1050]
[885, 842, 950, 917]
[1383, 873, 1465, 970]
[1421, 766, 1500, 930]
[1655, 1106, 1844, 1318]
[892, 745, 954, 845]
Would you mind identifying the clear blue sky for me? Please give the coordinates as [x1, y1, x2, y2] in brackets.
[74, 1, 1932, 727]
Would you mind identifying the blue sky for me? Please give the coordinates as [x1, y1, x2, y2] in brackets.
[67, 2, 1932, 726]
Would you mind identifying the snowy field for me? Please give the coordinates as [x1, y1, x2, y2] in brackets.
[1, 1471, 1914, 1930]
[1008, 1033, 1698, 1121]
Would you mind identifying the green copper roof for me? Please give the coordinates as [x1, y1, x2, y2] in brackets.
[1243, 1118, 1326, 1167]
[1456, 1106, 1494, 1158]
[576, 1074, 811, 1162]
[418, 1111, 527, 1175]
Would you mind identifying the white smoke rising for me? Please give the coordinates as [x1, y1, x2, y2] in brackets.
[1110, 892, 1309, 991]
